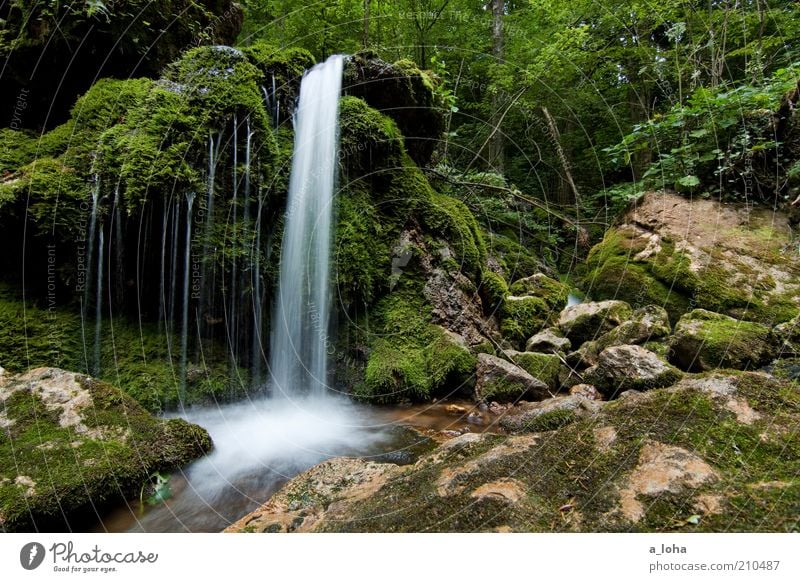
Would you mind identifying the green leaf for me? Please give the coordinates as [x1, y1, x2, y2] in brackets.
[677, 175, 700, 188]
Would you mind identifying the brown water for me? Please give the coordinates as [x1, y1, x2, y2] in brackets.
[94, 397, 501, 533]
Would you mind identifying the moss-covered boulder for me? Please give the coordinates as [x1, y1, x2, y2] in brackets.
[583, 191, 800, 325]
[228, 370, 800, 532]
[475, 353, 550, 403]
[558, 300, 633, 346]
[505, 351, 562, 391]
[0, 367, 211, 531]
[586, 345, 683, 397]
[343, 52, 445, 167]
[669, 309, 778, 372]
[498, 273, 567, 347]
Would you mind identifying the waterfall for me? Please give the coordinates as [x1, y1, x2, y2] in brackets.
[83, 178, 100, 373]
[228, 115, 239, 371]
[268, 54, 344, 398]
[112, 184, 124, 307]
[93, 229, 104, 376]
[180, 192, 196, 404]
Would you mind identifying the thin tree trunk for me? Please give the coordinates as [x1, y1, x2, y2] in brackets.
[542, 106, 580, 206]
[489, 0, 505, 172]
[363, 0, 370, 49]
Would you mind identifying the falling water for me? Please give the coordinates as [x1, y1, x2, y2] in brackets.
[82, 178, 100, 373]
[269, 54, 344, 398]
[112, 185, 124, 307]
[168, 199, 181, 336]
[228, 115, 239, 370]
[93, 229, 104, 376]
[180, 192, 196, 403]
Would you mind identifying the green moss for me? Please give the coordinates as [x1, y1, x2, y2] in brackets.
[339, 96, 404, 175]
[479, 270, 507, 314]
[509, 274, 568, 304]
[418, 191, 487, 280]
[356, 291, 476, 403]
[510, 352, 561, 389]
[242, 42, 314, 85]
[669, 309, 777, 371]
[514, 408, 578, 433]
[500, 296, 551, 346]
[0, 374, 211, 531]
[486, 232, 542, 280]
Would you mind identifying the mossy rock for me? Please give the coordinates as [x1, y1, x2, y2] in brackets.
[479, 270, 508, 315]
[339, 96, 405, 175]
[583, 193, 800, 326]
[0, 368, 211, 531]
[356, 293, 476, 404]
[475, 353, 550, 403]
[508, 273, 568, 305]
[557, 300, 633, 346]
[505, 350, 562, 391]
[343, 52, 444, 166]
[669, 309, 778, 372]
[499, 296, 552, 347]
[586, 344, 683, 397]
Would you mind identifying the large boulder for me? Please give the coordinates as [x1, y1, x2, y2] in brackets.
[557, 300, 632, 346]
[669, 309, 777, 372]
[585, 345, 682, 397]
[475, 353, 550, 403]
[0, 367, 212, 531]
[499, 273, 568, 348]
[583, 191, 800, 325]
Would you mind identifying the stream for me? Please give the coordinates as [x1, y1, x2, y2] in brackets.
[95, 396, 499, 532]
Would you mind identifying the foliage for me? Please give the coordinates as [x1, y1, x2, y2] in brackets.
[607, 67, 800, 201]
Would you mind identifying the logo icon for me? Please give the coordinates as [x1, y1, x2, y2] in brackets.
[20, 542, 45, 570]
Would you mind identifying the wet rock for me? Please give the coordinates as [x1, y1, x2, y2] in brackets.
[557, 300, 632, 345]
[525, 328, 571, 354]
[585, 345, 682, 397]
[499, 395, 602, 433]
[669, 309, 777, 372]
[343, 52, 444, 166]
[475, 353, 551, 403]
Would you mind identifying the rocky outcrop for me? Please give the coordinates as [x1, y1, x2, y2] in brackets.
[0, 367, 211, 531]
[227, 370, 800, 532]
[1, 0, 243, 129]
[475, 353, 550, 403]
[669, 309, 777, 371]
[583, 191, 800, 325]
[585, 345, 683, 397]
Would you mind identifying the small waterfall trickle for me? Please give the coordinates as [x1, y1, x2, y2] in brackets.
[228, 115, 239, 373]
[112, 184, 124, 307]
[84, 178, 100, 313]
[269, 54, 344, 398]
[180, 192, 196, 403]
[93, 229, 104, 376]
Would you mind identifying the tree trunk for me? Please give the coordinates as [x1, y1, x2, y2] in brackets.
[488, 0, 505, 172]
[363, 0, 370, 49]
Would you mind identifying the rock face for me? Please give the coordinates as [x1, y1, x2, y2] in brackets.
[558, 300, 633, 345]
[475, 353, 550, 403]
[585, 345, 682, 397]
[227, 370, 800, 532]
[669, 309, 777, 371]
[1, 0, 243, 129]
[584, 191, 800, 325]
[0, 367, 212, 531]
